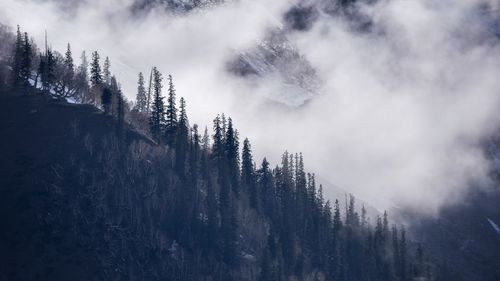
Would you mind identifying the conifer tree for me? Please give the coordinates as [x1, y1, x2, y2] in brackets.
[103, 56, 111, 85]
[242, 138, 257, 209]
[346, 194, 359, 228]
[361, 205, 367, 227]
[221, 114, 227, 141]
[20, 32, 32, 92]
[75, 51, 91, 103]
[89, 51, 102, 106]
[333, 199, 342, 235]
[135, 72, 147, 113]
[146, 67, 153, 113]
[201, 126, 210, 154]
[80, 51, 88, 77]
[212, 115, 224, 163]
[109, 76, 119, 116]
[149, 67, 165, 143]
[306, 171, 315, 209]
[189, 124, 200, 183]
[165, 74, 178, 146]
[53, 43, 77, 98]
[317, 184, 324, 208]
[257, 158, 274, 215]
[383, 211, 389, 239]
[64, 43, 74, 79]
[36, 52, 45, 89]
[200, 126, 211, 180]
[225, 118, 240, 196]
[175, 97, 189, 176]
[90, 51, 102, 88]
[40, 48, 55, 94]
[10, 25, 23, 89]
[212, 115, 238, 267]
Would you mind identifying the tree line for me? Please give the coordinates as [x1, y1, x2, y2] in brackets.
[6, 26, 126, 118]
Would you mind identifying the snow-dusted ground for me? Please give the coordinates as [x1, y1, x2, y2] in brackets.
[28, 74, 81, 104]
[487, 218, 500, 235]
[227, 30, 321, 107]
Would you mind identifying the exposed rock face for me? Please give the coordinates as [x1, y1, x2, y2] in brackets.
[226, 30, 321, 106]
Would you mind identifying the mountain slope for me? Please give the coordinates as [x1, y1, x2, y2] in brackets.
[0, 93, 446, 281]
[400, 188, 500, 281]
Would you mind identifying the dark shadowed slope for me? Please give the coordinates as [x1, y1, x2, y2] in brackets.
[0, 94, 156, 280]
[0, 93, 449, 281]
[398, 181, 500, 281]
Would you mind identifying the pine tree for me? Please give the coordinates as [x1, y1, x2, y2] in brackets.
[333, 199, 342, 235]
[306, 171, 315, 209]
[36, 52, 45, 90]
[109, 76, 119, 116]
[200, 126, 211, 179]
[40, 48, 55, 94]
[75, 51, 91, 103]
[135, 72, 147, 112]
[89, 51, 102, 107]
[242, 138, 257, 209]
[103, 56, 111, 85]
[189, 124, 200, 183]
[10, 25, 23, 90]
[225, 118, 240, 196]
[201, 126, 210, 154]
[212, 115, 224, 163]
[149, 67, 165, 143]
[317, 184, 324, 208]
[361, 205, 367, 227]
[383, 211, 389, 239]
[211, 115, 238, 267]
[346, 194, 359, 228]
[258, 158, 275, 215]
[175, 97, 189, 176]
[221, 114, 227, 141]
[165, 74, 177, 146]
[90, 51, 102, 88]
[20, 32, 32, 93]
[64, 43, 74, 79]
[53, 43, 77, 98]
[146, 67, 153, 113]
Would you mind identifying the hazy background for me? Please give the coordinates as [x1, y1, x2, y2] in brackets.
[1, 0, 500, 214]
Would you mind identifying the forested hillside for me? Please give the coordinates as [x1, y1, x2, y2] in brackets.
[0, 25, 458, 281]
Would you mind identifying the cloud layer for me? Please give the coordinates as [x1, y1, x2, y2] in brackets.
[1, 0, 500, 214]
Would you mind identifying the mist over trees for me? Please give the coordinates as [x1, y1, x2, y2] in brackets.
[0, 25, 460, 281]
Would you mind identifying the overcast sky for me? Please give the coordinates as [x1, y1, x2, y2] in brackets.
[1, 0, 500, 214]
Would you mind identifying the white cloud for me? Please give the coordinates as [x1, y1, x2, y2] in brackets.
[1, 0, 499, 214]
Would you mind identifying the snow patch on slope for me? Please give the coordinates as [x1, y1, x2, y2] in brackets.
[487, 218, 500, 235]
[227, 30, 321, 107]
